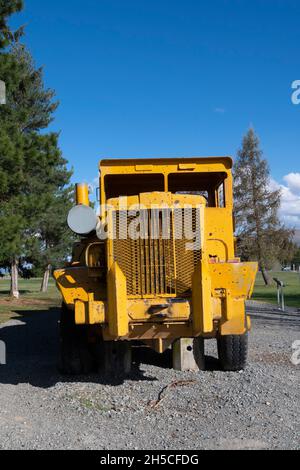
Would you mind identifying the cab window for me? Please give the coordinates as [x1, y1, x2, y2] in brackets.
[168, 172, 227, 208]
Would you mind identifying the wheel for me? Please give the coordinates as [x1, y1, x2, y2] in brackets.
[58, 304, 95, 375]
[193, 337, 206, 371]
[103, 341, 132, 377]
[217, 333, 248, 371]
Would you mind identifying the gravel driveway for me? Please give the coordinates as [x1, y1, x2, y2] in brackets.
[0, 303, 299, 450]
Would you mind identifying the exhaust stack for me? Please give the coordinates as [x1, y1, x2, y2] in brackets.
[76, 183, 90, 206]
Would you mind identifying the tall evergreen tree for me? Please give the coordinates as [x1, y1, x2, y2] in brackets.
[21, 132, 73, 292]
[234, 128, 294, 285]
[0, 0, 24, 49]
[0, 15, 73, 297]
[0, 3, 26, 298]
[1, 44, 58, 132]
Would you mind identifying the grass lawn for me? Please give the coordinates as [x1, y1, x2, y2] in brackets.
[0, 278, 61, 324]
[252, 271, 300, 308]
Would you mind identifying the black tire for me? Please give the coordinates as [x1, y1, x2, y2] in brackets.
[217, 333, 248, 372]
[193, 337, 206, 371]
[58, 304, 95, 375]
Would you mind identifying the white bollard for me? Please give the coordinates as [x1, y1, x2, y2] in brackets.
[173, 338, 204, 372]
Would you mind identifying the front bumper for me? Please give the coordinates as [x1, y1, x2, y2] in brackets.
[54, 261, 258, 340]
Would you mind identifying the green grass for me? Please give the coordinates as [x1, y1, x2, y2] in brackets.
[252, 271, 300, 308]
[0, 278, 60, 324]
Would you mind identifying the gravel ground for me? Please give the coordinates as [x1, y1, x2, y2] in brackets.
[0, 302, 299, 450]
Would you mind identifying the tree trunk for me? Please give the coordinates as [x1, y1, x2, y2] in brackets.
[10, 258, 19, 299]
[260, 265, 271, 286]
[41, 264, 51, 293]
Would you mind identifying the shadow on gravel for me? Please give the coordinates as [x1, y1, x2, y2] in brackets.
[205, 356, 223, 372]
[0, 307, 225, 388]
[0, 308, 161, 388]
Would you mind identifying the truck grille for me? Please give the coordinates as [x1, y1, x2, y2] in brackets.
[112, 209, 201, 297]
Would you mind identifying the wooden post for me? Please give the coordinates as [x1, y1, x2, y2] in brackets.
[10, 257, 19, 299]
[41, 264, 52, 293]
[0, 80, 6, 105]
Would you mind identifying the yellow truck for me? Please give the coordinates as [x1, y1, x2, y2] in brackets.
[54, 157, 257, 375]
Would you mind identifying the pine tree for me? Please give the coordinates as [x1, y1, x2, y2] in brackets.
[0, 0, 24, 49]
[21, 132, 73, 292]
[0, 19, 72, 297]
[0, 44, 58, 132]
[0, 2, 25, 298]
[234, 128, 294, 285]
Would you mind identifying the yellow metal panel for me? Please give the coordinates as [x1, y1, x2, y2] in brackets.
[100, 157, 233, 173]
[88, 293, 106, 325]
[107, 262, 129, 338]
[100, 157, 233, 205]
[53, 267, 107, 308]
[75, 299, 105, 325]
[192, 261, 213, 335]
[102, 323, 193, 342]
[135, 165, 154, 172]
[178, 163, 197, 171]
[220, 298, 247, 336]
[210, 262, 258, 299]
[224, 290, 234, 321]
[127, 299, 190, 321]
[75, 300, 87, 324]
[206, 208, 235, 261]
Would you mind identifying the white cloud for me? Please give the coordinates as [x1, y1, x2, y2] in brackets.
[271, 173, 300, 229]
[283, 173, 300, 195]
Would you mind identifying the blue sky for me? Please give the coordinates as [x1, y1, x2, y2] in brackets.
[11, 0, 300, 226]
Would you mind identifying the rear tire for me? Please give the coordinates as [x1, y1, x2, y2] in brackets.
[217, 333, 248, 372]
[58, 304, 95, 375]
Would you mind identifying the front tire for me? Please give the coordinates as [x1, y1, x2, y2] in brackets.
[217, 333, 248, 371]
[58, 304, 95, 375]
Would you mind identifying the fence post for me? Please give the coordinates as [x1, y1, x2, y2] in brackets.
[0, 80, 6, 105]
[273, 278, 285, 313]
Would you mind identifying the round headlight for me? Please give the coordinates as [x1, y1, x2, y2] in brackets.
[67, 205, 98, 235]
